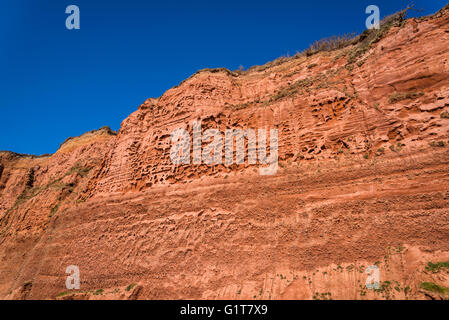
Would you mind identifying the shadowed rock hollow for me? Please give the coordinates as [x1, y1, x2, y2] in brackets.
[1, 5, 449, 300]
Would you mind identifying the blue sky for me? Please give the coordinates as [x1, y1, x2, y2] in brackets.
[0, 0, 447, 155]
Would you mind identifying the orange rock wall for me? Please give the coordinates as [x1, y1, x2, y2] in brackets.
[1, 6, 449, 300]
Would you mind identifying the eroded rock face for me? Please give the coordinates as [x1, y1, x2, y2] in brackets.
[1, 6, 449, 300]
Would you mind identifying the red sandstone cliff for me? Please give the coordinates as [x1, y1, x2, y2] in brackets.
[1, 5, 449, 300]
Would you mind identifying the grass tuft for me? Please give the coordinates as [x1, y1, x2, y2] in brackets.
[389, 92, 424, 104]
[125, 283, 137, 292]
[440, 111, 449, 119]
[420, 282, 449, 295]
[93, 289, 104, 296]
[425, 261, 449, 273]
[429, 141, 446, 148]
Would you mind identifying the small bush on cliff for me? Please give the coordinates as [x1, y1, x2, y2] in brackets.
[440, 111, 449, 119]
[429, 141, 446, 148]
[389, 91, 424, 104]
[93, 289, 104, 295]
[56, 291, 73, 298]
[304, 33, 356, 56]
[49, 204, 60, 217]
[236, 6, 416, 75]
[425, 261, 449, 273]
[345, 8, 411, 68]
[389, 142, 404, 152]
[420, 282, 449, 295]
[67, 163, 91, 178]
[126, 283, 136, 291]
[7, 184, 42, 214]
